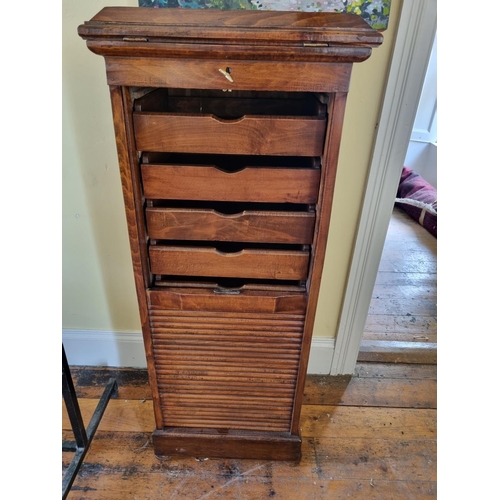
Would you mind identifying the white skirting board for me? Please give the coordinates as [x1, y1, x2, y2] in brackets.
[62, 330, 335, 375]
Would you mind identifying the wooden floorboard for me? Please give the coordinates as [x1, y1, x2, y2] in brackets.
[63, 363, 436, 499]
[357, 341, 437, 365]
[360, 208, 437, 363]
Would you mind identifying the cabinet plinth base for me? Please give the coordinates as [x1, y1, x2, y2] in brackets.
[152, 428, 302, 462]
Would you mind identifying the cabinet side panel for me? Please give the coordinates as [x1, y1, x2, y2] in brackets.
[108, 86, 163, 428]
[291, 92, 349, 433]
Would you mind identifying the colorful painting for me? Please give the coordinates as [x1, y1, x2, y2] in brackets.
[138, 0, 392, 30]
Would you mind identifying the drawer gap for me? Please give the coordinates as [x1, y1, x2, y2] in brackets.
[152, 276, 306, 292]
[147, 200, 312, 214]
[134, 88, 326, 118]
[142, 153, 320, 170]
[151, 241, 308, 253]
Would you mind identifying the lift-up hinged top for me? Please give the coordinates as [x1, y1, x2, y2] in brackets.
[78, 7, 383, 62]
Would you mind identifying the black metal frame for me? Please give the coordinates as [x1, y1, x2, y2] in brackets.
[62, 345, 117, 499]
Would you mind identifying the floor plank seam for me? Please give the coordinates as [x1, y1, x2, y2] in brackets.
[305, 403, 437, 407]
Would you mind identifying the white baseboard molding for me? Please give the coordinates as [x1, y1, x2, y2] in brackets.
[307, 338, 335, 374]
[62, 329, 335, 374]
[63, 329, 148, 368]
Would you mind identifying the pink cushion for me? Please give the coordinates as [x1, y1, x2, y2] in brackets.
[395, 167, 437, 237]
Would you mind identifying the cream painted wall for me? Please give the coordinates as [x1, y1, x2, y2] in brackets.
[62, 0, 401, 339]
[63, 0, 141, 332]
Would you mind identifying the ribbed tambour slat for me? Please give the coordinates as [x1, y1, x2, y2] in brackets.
[150, 307, 304, 432]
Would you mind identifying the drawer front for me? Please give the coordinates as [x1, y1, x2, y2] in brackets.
[146, 207, 315, 244]
[147, 288, 306, 432]
[149, 246, 310, 281]
[148, 288, 307, 314]
[106, 57, 352, 93]
[134, 113, 326, 156]
[142, 164, 320, 204]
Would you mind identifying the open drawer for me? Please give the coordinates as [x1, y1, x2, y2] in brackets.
[141, 153, 321, 204]
[133, 89, 327, 156]
[145, 201, 315, 244]
[149, 243, 310, 281]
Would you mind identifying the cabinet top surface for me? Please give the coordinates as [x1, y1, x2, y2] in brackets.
[79, 7, 383, 47]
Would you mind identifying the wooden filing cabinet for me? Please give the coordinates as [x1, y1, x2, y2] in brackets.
[78, 7, 382, 461]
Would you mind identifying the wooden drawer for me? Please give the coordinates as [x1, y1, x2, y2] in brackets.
[134, 114, 325, 156]
[145, 206, 315, 244]
[149, 245, 310, 281]
[148, 287, 307, 314]
[105, 57, 353, 93]
[141, 158, 320, 204]
[133, 89, 326, 156]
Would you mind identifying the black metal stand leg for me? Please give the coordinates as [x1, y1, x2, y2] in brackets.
[62, 345, 117, 499]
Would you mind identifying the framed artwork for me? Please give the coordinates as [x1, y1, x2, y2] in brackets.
[137, 0, 392, 30]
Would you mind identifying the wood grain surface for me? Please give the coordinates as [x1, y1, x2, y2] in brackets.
[142, 164, 321, 204]
[149, 246, 310, 281]
[79, 8, 384, 48]
[134, 113, 326, 156]
[145, 208, 315, 244]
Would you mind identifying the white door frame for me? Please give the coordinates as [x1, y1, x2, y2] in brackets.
[330, 0, 437, 375]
